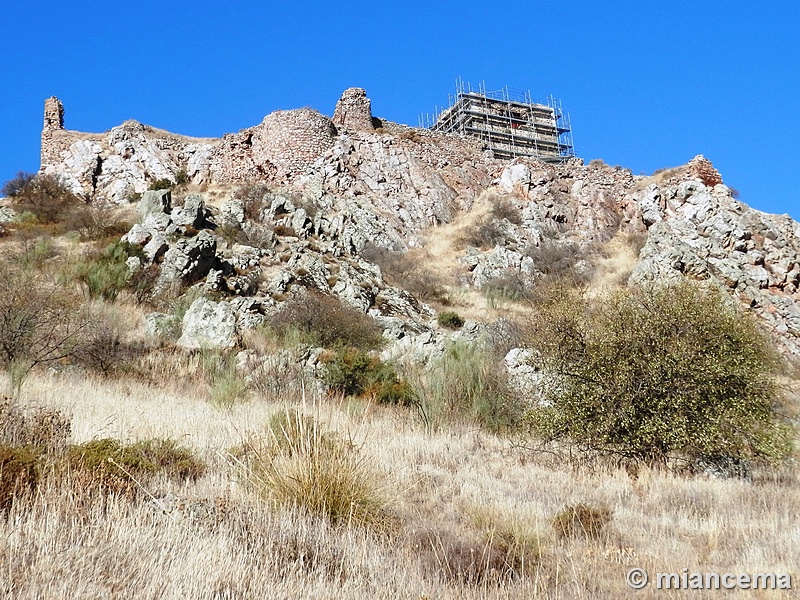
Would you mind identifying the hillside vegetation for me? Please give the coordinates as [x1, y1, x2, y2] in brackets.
[0, 138, 798, 598]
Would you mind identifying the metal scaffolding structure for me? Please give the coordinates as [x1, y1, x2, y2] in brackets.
[420, 78, 574, 162]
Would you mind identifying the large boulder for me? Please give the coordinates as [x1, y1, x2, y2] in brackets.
[177, 297, 237, 349]
[137, 189, 172, 217]
[158, 230, 218, 285]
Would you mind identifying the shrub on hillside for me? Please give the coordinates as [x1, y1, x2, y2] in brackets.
[148, 178, 174, 191]
[323, 347, 415, 405]
[420, 341, 520, 432]
[72, 240, 144, 301]
[0, 265, 91, 390]
[66, 437, 205, 496]
[4, 172, 81, 224]
[437, 311, 465, 329]
[360, 243, 450, 305]
[270, 292, 384, 350]
[525, 281, 794, 468]
[1, 171, 36, 198]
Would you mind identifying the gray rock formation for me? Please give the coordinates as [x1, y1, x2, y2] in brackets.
[177, 297, 237, 349]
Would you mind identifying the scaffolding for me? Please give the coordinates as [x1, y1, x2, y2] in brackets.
[420, 78, 574, 163]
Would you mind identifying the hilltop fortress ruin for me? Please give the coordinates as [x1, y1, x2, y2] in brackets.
[40, 87, 496, 205]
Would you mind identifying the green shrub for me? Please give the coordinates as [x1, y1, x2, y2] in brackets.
[66, 437, 204, 495]
[270, 291, 384, 350]
[323, 347, 415, 405]
[525, 281, 794, 468]
[552, 503, 612, 540]
[72, 240, 144, 301]
[148, 178, 174, 191]
[437, 311, 465, 329]
[174, 169, 189, 186]
[420, 341, 519, 432]
[199, 350, 248, 408]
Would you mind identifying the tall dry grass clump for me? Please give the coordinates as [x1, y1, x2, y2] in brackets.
[241, 408, 395, 531]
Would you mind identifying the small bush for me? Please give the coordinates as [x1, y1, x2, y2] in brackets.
[199, 350, 248, 408]
[552, 503, 612, 540]
[174, 169, 189, 186]
[419, 341, 520, 432]
[1, 171, 36, 198]
[463, 218, 509, 249]
[491, 198, 522, 225]
[270, 292, 384, 350]
[148, 178, 174, 191]
[525, 239, 595, 285]
[7, 173, 81, 224]
[360, 244, 450, 305]
[233, 184, 271, 222]
[0, 264, 93, 391]
[0, 445, 39, 512]
[66, 437, 204, 496]
[72, 241, 143, 301]
[437, 311, 465, 329]
[323, 348, 415, 405]
[245, 410, 392, 529]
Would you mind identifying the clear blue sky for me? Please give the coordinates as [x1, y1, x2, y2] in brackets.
[1, 1, 798, 219]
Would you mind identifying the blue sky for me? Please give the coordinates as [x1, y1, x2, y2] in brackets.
[1, 1, 798, 219]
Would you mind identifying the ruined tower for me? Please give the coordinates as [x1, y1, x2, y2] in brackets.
[332, 87, 375, 132]
[41, 97, 66, 170]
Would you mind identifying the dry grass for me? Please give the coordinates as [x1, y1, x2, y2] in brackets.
[0, 368, 795, 598]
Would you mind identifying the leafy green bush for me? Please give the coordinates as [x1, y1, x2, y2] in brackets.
[323, 348, 415, 405]
[525, 281, 794, 468]
[437, 311, 465, 329]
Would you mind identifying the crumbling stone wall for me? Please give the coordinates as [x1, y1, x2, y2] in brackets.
[209, 108, 337, 183]
[332, 87, 374, 132]
[686, 154, 723, 187]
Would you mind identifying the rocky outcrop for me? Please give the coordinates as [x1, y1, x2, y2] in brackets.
[177, 297, 237, 349]
[629, 176, 800, 355]
[38, 90, 800, 360]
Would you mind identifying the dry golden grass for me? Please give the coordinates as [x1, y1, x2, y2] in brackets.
[2, 368, 797, 599]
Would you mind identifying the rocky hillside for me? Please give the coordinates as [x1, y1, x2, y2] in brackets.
[37, 88, 800, 361]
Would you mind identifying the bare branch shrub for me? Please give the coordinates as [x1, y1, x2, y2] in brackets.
[361, 243, 449, 304]
[269, 291, 384, 350]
